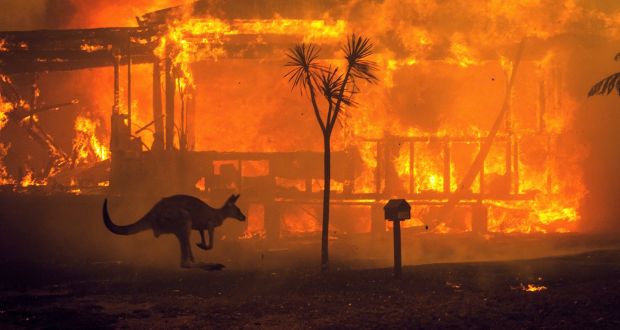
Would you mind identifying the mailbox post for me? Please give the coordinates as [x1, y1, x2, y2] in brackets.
[384, 199, 411, 278]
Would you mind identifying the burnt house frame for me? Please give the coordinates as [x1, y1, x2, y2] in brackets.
[0, 0, 563, 239]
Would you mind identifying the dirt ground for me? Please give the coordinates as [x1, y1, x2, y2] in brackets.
[1, 248, 620, 329]
[1, 195, 620, 328]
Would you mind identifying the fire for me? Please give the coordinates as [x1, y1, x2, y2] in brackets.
[1, 75, 14, 131]
[448, 41, 479, 68]
[0, 101, 10, 130]
[522, 284, 547, 292]
[234, 19, 346, 41]
[1, 0, 606, 236]
[0, 143, 12, 185]
[80, 43, 105, 53]
[155, 17, 345, 90]
[72, 115, 109, 165]
[282, 205, 321, 236]
[239, 204, 266, 240]
[19, 169, 46, 187]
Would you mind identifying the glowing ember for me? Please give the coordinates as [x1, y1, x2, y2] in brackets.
[239, 204, 266, 240]
[80, 43, 105, 53]
[0, 102, 10, 130]
[522, 284, 547, 292]
[19, 169, 46, 187]
[0, 143, 12, 185]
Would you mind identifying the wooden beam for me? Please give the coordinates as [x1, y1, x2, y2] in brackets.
[165, 57, 175, 151]
[152, 61, 164, 151]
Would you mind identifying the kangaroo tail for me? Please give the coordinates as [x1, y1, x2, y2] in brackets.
[103, 199, 151, 235]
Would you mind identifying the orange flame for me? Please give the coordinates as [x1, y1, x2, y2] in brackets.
[73, 115, 109, 164]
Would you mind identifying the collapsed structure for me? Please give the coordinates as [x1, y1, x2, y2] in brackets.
[0, 0, 594, 239]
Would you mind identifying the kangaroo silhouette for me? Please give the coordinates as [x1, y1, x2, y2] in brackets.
[103, 194, 246, 269]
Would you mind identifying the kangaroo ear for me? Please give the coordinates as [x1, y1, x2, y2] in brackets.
[232, 194, 240, 203]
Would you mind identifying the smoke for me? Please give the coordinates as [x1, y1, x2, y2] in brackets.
[0, 0, 46, 30]
[2, 0, 620, 260]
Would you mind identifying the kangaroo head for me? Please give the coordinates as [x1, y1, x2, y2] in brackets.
[224, 194, 246, 221]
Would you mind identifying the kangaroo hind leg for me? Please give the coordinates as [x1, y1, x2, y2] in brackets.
[177, 221, 195, 268]
[196, 229, 209, 250]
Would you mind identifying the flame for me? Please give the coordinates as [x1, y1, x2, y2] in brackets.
[1, 75, 14, 131]
[0, 143, 12, 185]
[73, 115, 110, 165]
[154, 17, 345, 91]
[19, 169, 46, 187]
[0, 101, 10, 130]
[239, 204, 266, 239]
[282, 205, 321, 236]
[522, 284, 547, 292]
[447, 41, 479, 68]
[234, 18, 346, 41]
[0, 0, 600, 236]
[80, 43, 105, 53]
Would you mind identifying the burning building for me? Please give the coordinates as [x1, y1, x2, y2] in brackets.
[1, 0, 615, 240]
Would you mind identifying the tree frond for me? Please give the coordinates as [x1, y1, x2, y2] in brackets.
[588, 72, 620, 97]
[284, 43, 323, 94]
[342, 34, 379, 83]
[318, 66, 356, 106]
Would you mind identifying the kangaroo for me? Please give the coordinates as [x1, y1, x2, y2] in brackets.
[103, 194, 246, 269]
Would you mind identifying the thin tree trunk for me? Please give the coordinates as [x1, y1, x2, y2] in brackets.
[321, 132, 331, 272]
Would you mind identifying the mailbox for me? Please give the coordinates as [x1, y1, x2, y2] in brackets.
[383, 199, 411, 221]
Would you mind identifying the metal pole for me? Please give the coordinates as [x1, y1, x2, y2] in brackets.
[393, 220, 402, 278]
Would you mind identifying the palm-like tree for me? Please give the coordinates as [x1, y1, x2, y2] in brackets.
[285, 35, 377, 271]
[588, 53, 620, 96]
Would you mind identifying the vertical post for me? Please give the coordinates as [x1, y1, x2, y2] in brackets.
[179, 82, 186, 151]
[393, 219, 402, 278]
[265, 200, 281, 241]
[409, 142, 414, 194]
[165, 57, 175, 151]
[538, 79, 546, 133]
[110, 52, 121, 190]
[152, 61, 164, 150]
[375, 141, 382, 194]
[443, 141, 451, 193]
[513, 136, 519, 194]
[238, 160, 243, 192]
[127, 38, 132, 134]
[187, 90, 196, 151]
[383, 139, 391, 194]
[371, 203, 385, 236]
[546, 135, 552, 194]
[505, 72, 513, 194]
[506, 138, 512, 193]
[113, 52, 120, 115]
[479, 142, 485, 196]
[110, 52, 121, 150]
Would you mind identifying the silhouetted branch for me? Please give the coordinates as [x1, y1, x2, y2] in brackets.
[284, 43, 326, 132]
[588, 72, 620, 97]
